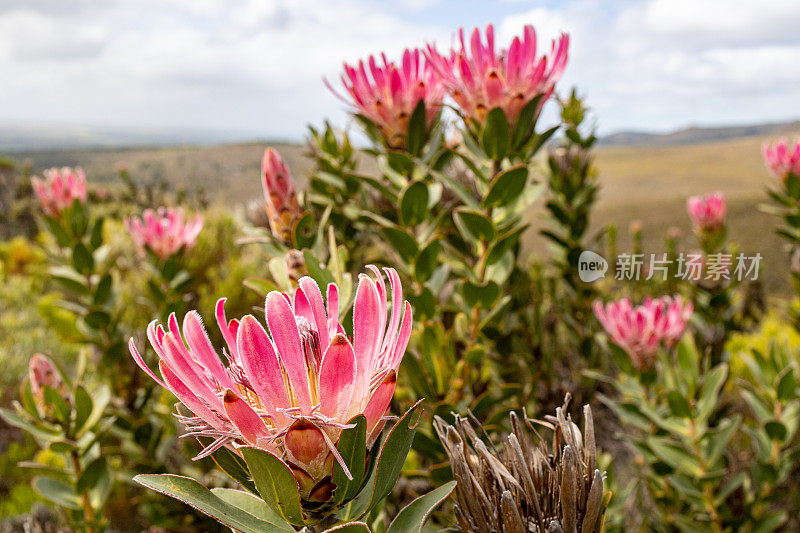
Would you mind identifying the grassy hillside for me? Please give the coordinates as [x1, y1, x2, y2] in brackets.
[9, 126, 800, 293]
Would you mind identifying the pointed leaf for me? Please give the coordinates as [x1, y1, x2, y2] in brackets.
[333, 415, 367, 504]
[399, 180, 429, 226]
[387, 481, 456, 533]
[482, 166, 528, 208]
[135, 474, 293, 533]
[481, 107, 510, 160]
[33, 476, 81, 510]
[240, 447, 306, 527]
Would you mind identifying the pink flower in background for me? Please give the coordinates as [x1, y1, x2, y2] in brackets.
[328, 48, 444, 148]
[30, 167, 87, 217]
[129, 266, 412, 500]
[262, 148, 301, 244]
[125, 207, 203, 260]
[593, 295, 693, 371]
[28, 354, 66, 415]
[425, 24, 569, 127]
[763, 139, 800, 181]
[687, 192, 726, 232]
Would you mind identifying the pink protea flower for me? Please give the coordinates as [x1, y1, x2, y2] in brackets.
[686, 192, 726, 232]
[763, 139, 800, 181]
[593, 295, 693, 371]
[30, 167, 87, 217]
[328, 48, 444, 149]
[262, 148, 302, 244]
[425, 24, 569, 127]
[128, 266, 412, 500]
[125, 207, 203, 261]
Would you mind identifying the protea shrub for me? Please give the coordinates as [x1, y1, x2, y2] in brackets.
[434, 396, 608, 533]
[31, 166, 87, 218]
[125, 206, 203, 260]
[328, 48, 444, 150]
[129, 266, 456, 530]
[425, 23, 569, 152]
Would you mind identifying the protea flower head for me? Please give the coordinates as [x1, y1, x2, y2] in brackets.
[686, 192, 726, 232]
[125, 207, 203, 260]
[425, 24, 569, 128]
[328, 48, 444, 149]
[435, 395, 607, 533]
[128, 266, 411, 501]
[593, 295, 693, 371]
[28, 354, 68, 417]
[763, 138, 800, 181]
[262, 148, 302, 245]
[30, 167, 87, 217]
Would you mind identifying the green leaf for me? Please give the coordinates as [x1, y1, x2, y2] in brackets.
[765, 420, 788, 442]
[303, 250, 336, 288]
[67, 200, 89, 238]
[73, 386, 93, 434]
[76, 457, 108, 494]
[481, 107, 510, 160]
[240, 447, 306, 527]
[76, 384, 110, 438]
[293, 212, 316, 249]
[414, 241, 442, 283]
[647, 437, 702, 476]
[381, 227, 419, 264]
[89, 217, 104, 249]
[696, 364, 728, 423]
[399, 181, 429, 226]
[406, 100, 427, 157]
[511, 95, 544, 150]
[454, 209, 495, 243]
[207, 443, 258, 495]
[667, 391, 693, 418]
[461, 280, 500, 309]
[485, 225, 527, 266]
[34, 476, 82, 510]
[482, 166, 528, 208]
[71, 242, 94, 275]
[242, 277, 279, 297]
[135, 474, 294, 533]
[358, 402, 422, 519]
[333, 415, 368, 504]
[705, 415, 740, 466]
[44, 216, 72, 247]
[211, 488, 287, 525]
[92, 274, 113, 305]
[387, 481, 456, 533]
[0, 408, 60, 440]
[84, 310, 111, 330]
[776, 369, 797, 401]
[43, 386, 69, 425]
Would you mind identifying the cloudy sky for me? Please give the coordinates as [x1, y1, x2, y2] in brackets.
[1, 0, 799, 141]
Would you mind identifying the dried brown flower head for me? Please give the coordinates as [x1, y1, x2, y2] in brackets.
[434, 396, 608, 533]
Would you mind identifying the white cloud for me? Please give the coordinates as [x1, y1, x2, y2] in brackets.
[0, 0, 798, 139]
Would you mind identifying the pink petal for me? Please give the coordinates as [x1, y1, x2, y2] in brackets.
[236, 315, 290, 417]
[183, 311, 234, 389]
[160, 361, 224, 430]
[319, 334, 357, 420]
[265, 291, 312, 411]
[223, 389, 271, 446]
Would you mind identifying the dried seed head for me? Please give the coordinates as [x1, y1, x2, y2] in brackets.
[434, 396, 608, 533]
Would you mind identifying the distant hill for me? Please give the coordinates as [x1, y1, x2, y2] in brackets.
[599, 119, 800, 147]
[0, 123, 272, 152]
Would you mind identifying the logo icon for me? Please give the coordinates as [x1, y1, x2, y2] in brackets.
[578, 250, 607, 283]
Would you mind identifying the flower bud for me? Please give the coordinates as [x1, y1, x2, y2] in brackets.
[262, 148, 301, 244]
